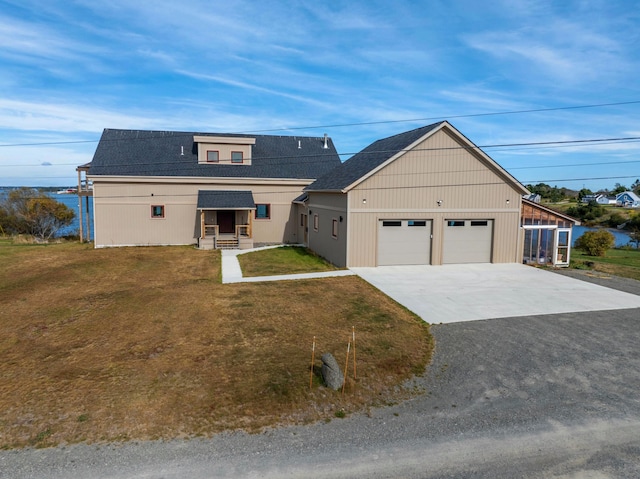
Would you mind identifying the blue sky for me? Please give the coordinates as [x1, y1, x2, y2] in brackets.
[1, 0, 640, 191]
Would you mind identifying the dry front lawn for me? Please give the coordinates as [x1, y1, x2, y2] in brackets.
[0, 240, 433, 448]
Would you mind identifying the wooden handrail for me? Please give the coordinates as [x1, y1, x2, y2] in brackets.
[235, 224, 251, 238]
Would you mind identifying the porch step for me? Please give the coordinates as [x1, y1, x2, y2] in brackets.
[216, 238, 239, 249]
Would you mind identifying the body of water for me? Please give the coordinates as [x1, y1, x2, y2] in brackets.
[52, 193, 94, 239]
[572, 225, 634, 248]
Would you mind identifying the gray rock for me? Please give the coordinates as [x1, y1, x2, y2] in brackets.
[321, 353, 344, 390]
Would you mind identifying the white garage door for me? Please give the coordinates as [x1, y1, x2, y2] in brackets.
[377, 220, 432, 266]
[443, 219, 493, 264]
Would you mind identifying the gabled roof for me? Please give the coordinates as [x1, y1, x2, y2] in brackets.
[305, 121, 528, 195]
[616, 191, 640, 202]
[306, 122, 443, 192]
[88, 129, 341, 180]
[196, 190, 255, 210]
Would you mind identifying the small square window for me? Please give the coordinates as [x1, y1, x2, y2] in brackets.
[231, 151, 243, 163]
[255, 204, 270, 219]
[332, 219, 338, 238]
[300, 214, 305, 227]
[151, 205, 165, 218]
[207, 150, 219, 162]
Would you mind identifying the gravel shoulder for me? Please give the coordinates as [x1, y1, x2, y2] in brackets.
[2, 271, 640, 478]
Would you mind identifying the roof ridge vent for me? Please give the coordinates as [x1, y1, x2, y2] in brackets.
[323, 133, 328, 149]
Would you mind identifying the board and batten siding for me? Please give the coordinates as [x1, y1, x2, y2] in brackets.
[346, 128, 524, 267]
[92, 180, 309, 247]
[307, 192, 348, 267]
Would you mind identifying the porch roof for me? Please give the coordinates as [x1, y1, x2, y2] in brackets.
[197, 190, 256, 210]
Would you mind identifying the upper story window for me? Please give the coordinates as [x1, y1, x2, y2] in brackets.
[207, 150, 219, 163]
[194, 136, 255, 165]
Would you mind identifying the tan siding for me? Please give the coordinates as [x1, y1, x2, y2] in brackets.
[347, 209, 521, 266]
[345, 128, 524, 267]
[307, 193, 348, 267]
[93, 180, 308, 247]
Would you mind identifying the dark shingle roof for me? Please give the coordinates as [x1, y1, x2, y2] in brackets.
[88, 129, 341, 180]
[306, 122, 443, 192]
[197, 190, 256, 209]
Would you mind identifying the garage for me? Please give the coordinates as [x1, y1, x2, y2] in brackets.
[377, 219, 432, 266]
[443, 219, 493, 264]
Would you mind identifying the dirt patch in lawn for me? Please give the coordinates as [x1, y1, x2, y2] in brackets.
[0, 241, 433, 448]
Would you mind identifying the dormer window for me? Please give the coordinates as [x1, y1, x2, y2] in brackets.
[207, 150, 219, 163]
[194, 135, 255, 165]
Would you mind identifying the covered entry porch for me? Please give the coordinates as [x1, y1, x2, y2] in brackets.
[197, 190, 256, 250]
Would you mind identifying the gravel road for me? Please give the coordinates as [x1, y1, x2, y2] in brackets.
[2, 270, 640, 478]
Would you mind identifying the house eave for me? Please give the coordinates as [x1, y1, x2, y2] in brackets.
[88, 175, 315, 185]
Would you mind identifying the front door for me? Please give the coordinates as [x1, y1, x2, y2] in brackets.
[217, 211, 235, 234]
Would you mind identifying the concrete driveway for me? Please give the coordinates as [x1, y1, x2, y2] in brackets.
[351, 263, 640, 324]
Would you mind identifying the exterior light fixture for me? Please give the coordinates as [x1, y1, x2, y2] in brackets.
[437, 200, 443, 206]
[362, 199, 367, 204]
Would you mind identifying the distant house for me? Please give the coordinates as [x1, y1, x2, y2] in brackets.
[524, 193, 541, 203]
[597, 195, 617, 205]
[82, 122, 579, 267]
[616, 191, 640, 208]
[581, 194, 616, 205]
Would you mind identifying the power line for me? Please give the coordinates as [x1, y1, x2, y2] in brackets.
[243, 100, 640, 133]
[1, 99, 639, 148]
[1, 135, 639, 170]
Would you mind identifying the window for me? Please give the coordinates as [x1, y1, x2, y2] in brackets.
[151, 205, 165, 218]
[382, 220, 402, 227]
[206, 150, 219, 162]
[408, 220, 426, 227]
[300, 214, 305, 227]
[471, 220, 488, 227]
[255, 204, 270, 219]
[332, 219, 338, 239]
[447, 220, 464, 227]
[231, 151, 243, 163]
[313, 214, 319, 231]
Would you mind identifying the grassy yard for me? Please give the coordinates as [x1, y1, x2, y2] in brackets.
[571, 247, 640, 281]
[0, 239, 433, 448]
[237, 246, 341, 277]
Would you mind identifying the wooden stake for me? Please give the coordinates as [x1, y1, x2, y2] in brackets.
[342, 340, 351, 395]
[352, 326, 357, 380]
[309, 336, 316, 390]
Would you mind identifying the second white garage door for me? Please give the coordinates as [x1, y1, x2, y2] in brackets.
[443, 219, 493, 264]
[377, 219, 432, 266]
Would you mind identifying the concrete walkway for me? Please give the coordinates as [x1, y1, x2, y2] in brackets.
[221, 246, 355, 284]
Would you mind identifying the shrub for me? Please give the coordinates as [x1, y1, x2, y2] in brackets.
[574, 230, 615, 256]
